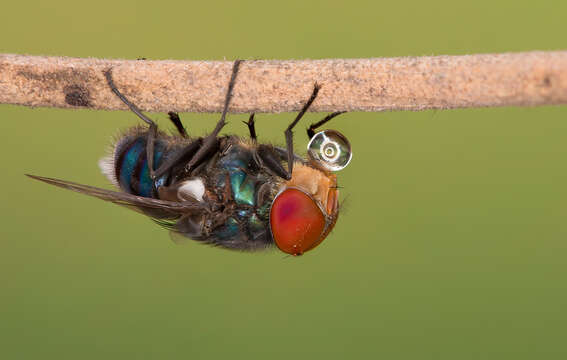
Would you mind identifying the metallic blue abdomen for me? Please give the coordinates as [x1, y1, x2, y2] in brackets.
[116, 137, 167, 197]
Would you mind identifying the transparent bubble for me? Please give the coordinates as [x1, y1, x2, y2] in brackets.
[307, 130, 352, 171]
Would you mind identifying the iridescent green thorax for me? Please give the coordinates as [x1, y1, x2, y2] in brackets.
[207, 139, 280, 247]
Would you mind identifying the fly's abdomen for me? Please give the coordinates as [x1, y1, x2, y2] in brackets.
[113, 136, 168, 198]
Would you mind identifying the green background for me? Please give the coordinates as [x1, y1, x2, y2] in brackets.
[1, 0, 566, 359]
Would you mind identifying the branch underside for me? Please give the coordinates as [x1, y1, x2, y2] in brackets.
[1, 52, 566, 113]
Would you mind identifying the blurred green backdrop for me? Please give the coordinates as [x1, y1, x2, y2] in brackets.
[1, 0, 567, 359]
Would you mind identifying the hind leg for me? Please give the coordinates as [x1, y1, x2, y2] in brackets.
[104, 69, 159, 179]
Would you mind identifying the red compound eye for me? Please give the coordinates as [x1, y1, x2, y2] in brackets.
[270, 188, 326, 256]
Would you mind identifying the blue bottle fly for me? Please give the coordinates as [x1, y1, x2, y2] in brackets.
[28, 60, 352, 255]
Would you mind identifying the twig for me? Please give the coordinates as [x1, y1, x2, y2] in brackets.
[1, 52, 566, 113]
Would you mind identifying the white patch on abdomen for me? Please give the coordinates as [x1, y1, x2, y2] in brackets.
[177, 178, 205, 202]
[98, 156, 119, 187]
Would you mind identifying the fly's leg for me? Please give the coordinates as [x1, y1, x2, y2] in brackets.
[307, 111, 346, 139]
[256, 145, 289, 179]
[154, 140, 202, 178]
[150, 59, 243, 179]
[184, 59, 242, 172]
[168, 112, 188, 138]
[255, 84, 321, 180]
[281, 83, 321, 180]
[104, 68, 158, 179]
[243, 113, 257, 142]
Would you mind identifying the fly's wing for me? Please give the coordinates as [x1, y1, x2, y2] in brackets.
[165, 214, 209, 245]
[26, 174, 207, 219]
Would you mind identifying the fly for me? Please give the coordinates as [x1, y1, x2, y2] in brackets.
[28, 60, 353, 255]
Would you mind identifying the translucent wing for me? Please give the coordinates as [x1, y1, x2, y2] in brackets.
[26, 174, 207, 218]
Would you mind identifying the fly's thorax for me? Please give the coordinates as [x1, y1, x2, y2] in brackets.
[212, 139, 282, 206]
[179, 139, 282, 249]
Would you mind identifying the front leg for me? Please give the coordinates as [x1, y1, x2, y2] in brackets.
[307, 111, 346, 139]
[281, 84, 321, 180]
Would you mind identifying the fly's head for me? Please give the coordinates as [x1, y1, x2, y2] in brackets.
[270, 130, 352, 256]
